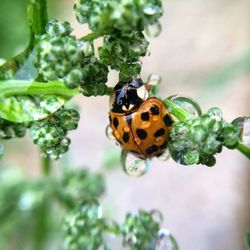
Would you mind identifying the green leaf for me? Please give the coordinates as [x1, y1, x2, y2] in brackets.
[0, 95, 68, 122]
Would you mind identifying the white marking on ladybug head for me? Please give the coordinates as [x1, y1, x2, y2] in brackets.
[137, 85, 148, 100]
[122, 104, 135, 111]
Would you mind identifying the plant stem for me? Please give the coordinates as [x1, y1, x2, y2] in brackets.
[27, 0, 48, 44]
[0, 80, 79, 97]
[236, 142, 250, 159]
[163, 98, 194, 122]
[0, 80, 113, 97]
[41, 155, 51, 176]
[33, 155, 52, 250]
[29, 1, 49, 249]
[82, 32, 103, 42]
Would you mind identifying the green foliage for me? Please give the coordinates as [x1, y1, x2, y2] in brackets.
[63, 199, 105, 250]
[0, 0, 28, 59]
[0, 95, 68, 123]
[63, 202, 163, 250]
[37, 19, 109, 96]
[0, 117, 27, 158]
[58, 169, 105, 209]
[30, 107, 80, 159]
[0, 118, 26, 139]
[121, 211, 160, 250]
[0, 166, 105, 250]
[74, 0, 163, 34]
[99, 31, 148, 69]
[169, 107, 240, 166]
[0, 0, 249, 249]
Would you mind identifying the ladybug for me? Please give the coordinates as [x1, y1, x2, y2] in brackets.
[109, 78, 173, 159]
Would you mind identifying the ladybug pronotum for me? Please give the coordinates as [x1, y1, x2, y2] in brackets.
[109, 78, 173, 159]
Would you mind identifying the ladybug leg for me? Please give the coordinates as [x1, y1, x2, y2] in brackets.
[157, 148, 170, 161]
[145, 83, 152, 93]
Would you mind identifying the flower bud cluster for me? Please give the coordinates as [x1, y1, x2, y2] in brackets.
[29, 108, 80, 160]
[169, 108, 240, 166]
[37, 19, 109, 96]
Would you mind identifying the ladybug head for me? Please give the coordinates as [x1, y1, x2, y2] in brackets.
[110, 78, 149, 113]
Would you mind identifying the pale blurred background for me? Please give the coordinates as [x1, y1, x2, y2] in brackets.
[0, 0, 250, 249]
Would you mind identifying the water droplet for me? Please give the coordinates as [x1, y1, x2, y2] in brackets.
[150, 210, 164, 224]
[157, 149, 170, 161]
[170, 95, 202, 117]
[77, 40, 94, 57]
[146, 21, 162, 37]
[146, 50, 151, 56]
[144, 5, 162, 16]
[148, 74, 161, 86]
[121, 150, 151, 177]
[232, 117, 250, 146]
[106, 125, 116, 141]
[155, 229, 179, 250]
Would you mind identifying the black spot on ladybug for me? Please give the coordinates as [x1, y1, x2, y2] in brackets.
[164, 114, 172, 127]
[146, 145, 158, 155]
[141, 111, 150, 121]
[113, 117, 119, 128]
[154, 128, 165, 137]
[109, 115, 112, 124]
[160, 140, 168, 149]
[150, 105, 159, 115]
[122, 132, 130, 143]
[136, 129, 147, 139]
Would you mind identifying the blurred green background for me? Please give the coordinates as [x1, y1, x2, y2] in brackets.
[0, 0, 250, 250]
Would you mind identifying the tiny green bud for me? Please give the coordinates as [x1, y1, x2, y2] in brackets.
[221, 123, 239, 148]
[201, 155, 216, 167]
[190, 125, 207, 143]
[183, 150, 200, 165]
[207, 107, 223, 118]
[46, 19, 72, 37]
[119, 62, 142, 82]
[64, 68, 83, 88]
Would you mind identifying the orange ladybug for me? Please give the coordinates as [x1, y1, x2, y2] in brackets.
[109, 78, 173, 159]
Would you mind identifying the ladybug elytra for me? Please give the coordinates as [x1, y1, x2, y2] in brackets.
[109, 78, 173, 159]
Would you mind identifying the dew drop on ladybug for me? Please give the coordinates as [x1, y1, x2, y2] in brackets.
[108, 78, 173, 160]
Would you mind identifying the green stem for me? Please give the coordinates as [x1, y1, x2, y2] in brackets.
[41, 155, 51, 176]
[27, 0, 48, 44]
[82, 32, 103, 42]
[0, 80, 79, 97]
[163, 98, 194, 122]
[29, 1, 49, 249]
[0, 0, 48, 79]
[236, 142, 250, 160]
[33, 155, 51, 250]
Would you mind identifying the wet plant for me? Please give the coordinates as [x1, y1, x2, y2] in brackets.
[0, 0, 249, 249]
